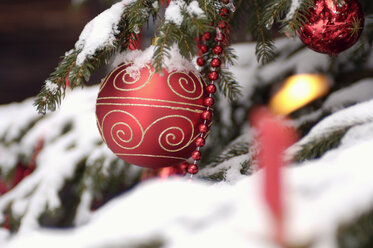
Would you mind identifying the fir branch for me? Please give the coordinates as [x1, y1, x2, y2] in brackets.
[208, 142, 249, 168]
[34, 0, 159, 114]
[262, 0, 290, 27]
[295, 127, 350, 163]
[152, 0, 210, 71]
[337, 206, 373, 248]
[218, 69, 241, 101]
[253, 0, 276, 64]
[153, 23, 175, 72]
[282, 0, 314, 34]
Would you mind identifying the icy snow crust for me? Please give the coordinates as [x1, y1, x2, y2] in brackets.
[1, 42, 373, 247]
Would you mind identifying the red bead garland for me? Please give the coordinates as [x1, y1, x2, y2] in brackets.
[187, 0, 232, 176]
[198, 123, 209, 133]
[206, 84, 216, 94]
[192, 150, 202, 160]
[195, 137, 206, 147]
[203, 32, 211, 41]
[199, 44, 208, 54]
[213, 45, 223, 55]
[203, 97, 214, 107]
[208, 71, 219, 80]
[197, 57, 205, 66]
[211, 58, 222, 67]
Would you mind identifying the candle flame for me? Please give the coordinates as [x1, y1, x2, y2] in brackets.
[269, 74, 330, 115]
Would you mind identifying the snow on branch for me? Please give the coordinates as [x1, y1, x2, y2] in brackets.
[75, 0, 134, 66]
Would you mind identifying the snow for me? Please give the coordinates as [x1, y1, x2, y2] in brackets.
[75, 0, 135, 66]
[290, 99, 373, 155]
[286, 0, 301, 20]
[44, 80, 59, 95]
[165, 0, 185, 26]
[323, 78, 373, 110]
[165, 0, 205, 26]
[5, 124, 373, 248]
[0, 86, 109, 233]
[187, 1, 205, 18]
[112, 45, 199, 74]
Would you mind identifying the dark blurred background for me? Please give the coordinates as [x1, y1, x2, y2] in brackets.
[0, 0, 110, 104]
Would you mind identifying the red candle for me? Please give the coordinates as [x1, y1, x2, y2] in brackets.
[251, 107, 298, 244]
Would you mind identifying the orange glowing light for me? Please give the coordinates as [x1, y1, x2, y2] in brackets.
[269, 74, 330, 115]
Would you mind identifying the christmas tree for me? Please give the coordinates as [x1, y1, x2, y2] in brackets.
[1, 0, 373, 247]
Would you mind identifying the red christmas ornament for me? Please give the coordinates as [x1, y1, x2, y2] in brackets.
[96, 63, 207, 168]
[297, 0, 364, 56]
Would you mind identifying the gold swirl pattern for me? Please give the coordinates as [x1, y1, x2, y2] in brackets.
[102, 110, 144, 150]
[114, 64, 154, 91]
[167, 71, 205, 100]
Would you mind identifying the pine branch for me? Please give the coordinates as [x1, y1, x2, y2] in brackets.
[294, 127, 350, 163]
[152, 0, 210, 71]
[253, 0, 276, 64]
[262, 0, 291, 28]
[282, 0, 314, 35]
[208, 142, 250, 168]
[34, 0, 159, 114]
[218, 69, 242, 101]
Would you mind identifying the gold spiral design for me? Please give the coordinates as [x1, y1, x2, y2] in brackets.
[112, 122, 133, 143]
[102, 110, 144, 150]
[154, 115, 195, 152]
[112, 64, 154, 92]
[167, 71, 205, 100]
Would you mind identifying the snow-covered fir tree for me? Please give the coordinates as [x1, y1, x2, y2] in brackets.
[1, 0, 373, 247]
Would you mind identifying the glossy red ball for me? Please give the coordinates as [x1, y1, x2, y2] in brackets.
[297, 0, 364, 56]
[220, 8, 229, 17]
[198, 123, 209, 133]
[210, 58, 222, 68]
[195, 137, 205, 147]
[96, 63, 207, 168]
[199, 44, 208, 54]
[187, 164, 199, 174]
[192, 150, 202, 160]
[196, 57, 205, 66]
[213, 45, 223, 55]
[208, 71, 219, 81]
[203, 97, 214, 107]
[206, 84, 217, 94]
[201, 110, 212, 121]
[203, 32, 211, 41]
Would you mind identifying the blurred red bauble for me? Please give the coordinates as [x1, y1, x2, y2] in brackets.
[297, 0, 364, 56]
[96, 63, 207, 169]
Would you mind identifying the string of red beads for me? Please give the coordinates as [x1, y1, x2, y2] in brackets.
[187, 0, 231, 175]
